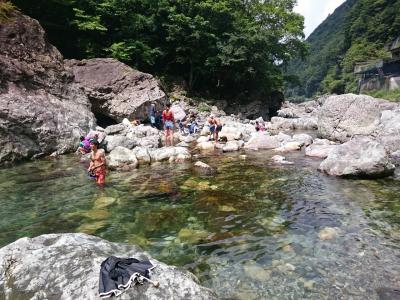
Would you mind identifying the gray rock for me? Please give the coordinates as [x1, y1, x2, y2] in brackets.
[65, 58, 167, 122]
[194, 161, 215, 175]
[244, 134, 281, 150]
[171, 103, 186, 121]
[273, 141, 302, 152]
[222, 141, 241, 152]
[104, 134, 137, 152]
[319, 136, 395, 178]
[317, 94, 398, 142]
[0, 233, 216, 300]
[292, 133, 313, 147]
[0, 11, 95, 164]
[107, 146, 138, 170]
[271, 155, 294, 165]
[132, 147, 152, 164]
[376, 109, 400, 153]
[305, 143, 337, 159]
[105, 124, 127, 135]
[150, 147, 191, 162]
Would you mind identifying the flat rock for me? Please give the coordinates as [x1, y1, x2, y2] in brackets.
[0, 233, 216, 300]
[244, 134, 281, 150]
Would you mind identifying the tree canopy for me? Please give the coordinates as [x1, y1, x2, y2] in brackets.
[12, 0, 306, 101]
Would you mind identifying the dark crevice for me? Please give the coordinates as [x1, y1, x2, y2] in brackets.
[94, 112, 118, 128]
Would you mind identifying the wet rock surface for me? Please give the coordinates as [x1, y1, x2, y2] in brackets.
[65, 58, 167, 122]
[0, 11, 95, 164]
[0, 233, 216, 300]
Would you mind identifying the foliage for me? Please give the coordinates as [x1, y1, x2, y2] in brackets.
[364, 88, 400, 102]
[0, 1, 15, 23]
[12, 0, 306, 102]
[285, 0, 400, 98]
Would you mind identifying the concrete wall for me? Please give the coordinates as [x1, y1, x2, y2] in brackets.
[360, 76, 400, 93]
[389, 76, 400, 90]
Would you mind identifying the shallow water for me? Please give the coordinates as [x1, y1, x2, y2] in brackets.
[1, 148, 400, 299]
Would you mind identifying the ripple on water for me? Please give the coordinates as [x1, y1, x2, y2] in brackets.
[0, 151, 400, 299]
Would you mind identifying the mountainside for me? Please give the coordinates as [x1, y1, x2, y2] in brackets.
[286, 0, 400, 100]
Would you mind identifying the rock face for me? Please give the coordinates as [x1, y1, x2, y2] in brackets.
[65, 58, 167, 122]
[317, 94, 398, 142]
[319, 136, 395, 178]
[0, 233, 216, 300]
[0, 11, 95, 164]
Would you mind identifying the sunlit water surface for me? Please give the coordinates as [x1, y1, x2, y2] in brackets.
[1, 148, 399, 299]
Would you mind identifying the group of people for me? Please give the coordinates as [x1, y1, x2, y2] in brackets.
[78, 102, 232, 186]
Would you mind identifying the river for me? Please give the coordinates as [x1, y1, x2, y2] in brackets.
[0, 147, 399, 299]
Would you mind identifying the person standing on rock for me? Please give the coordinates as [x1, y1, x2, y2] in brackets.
[88, 140, 106, 186]
[149, 102, 156, 128]
[209, 115, 222, 142]
[162, 103, 175, 146]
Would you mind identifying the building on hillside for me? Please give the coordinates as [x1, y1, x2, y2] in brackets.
[354, 37, 400, 93]
[391, 37, 400, 59]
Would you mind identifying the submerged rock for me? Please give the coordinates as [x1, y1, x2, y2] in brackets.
[271, 155, 294, 165]
[194, 161, 215, 175]
[0, 233, 216, 299]
[65, 58, 167, 122]
[318, 227, 340, 240]
[319, 137, 395, 178]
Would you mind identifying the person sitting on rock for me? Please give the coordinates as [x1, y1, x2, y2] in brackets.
[87, 140, 106, 186]
[255, 121, 265, 132]
[162, 103, 175, 146]
[178, 119, 185, 134]
[78, 136, 91, 154]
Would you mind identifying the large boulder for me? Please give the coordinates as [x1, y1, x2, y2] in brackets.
[107, 146, 138, 170]
[317, 94, 398, 142]
[0, 233, 216, 300]
[65, 58, 167, 122]
[319, 136, 395, 178]
[376, 109, 400, 153]
[0, 11, 95, 164]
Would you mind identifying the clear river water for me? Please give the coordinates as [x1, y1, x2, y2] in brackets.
[1, 147, 399, 299]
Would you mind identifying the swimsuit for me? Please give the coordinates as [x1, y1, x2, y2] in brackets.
[91, 152, 106, 185]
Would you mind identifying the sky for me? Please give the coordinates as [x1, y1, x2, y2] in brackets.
[294, 0, 347, 38]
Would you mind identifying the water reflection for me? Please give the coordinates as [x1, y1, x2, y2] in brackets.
[0, 151, 399, 299]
